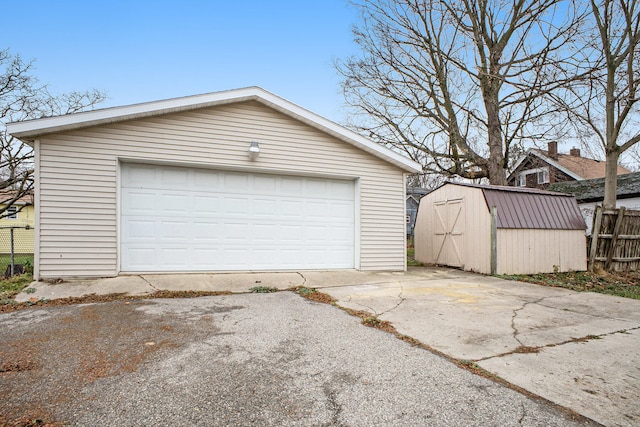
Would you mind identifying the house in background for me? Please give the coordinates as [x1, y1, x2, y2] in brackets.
[548, 172, 640, 234]
[507, 142, 631, 189]
[7, 87, 421, 280]
[414, 182, 587, 275]
[0, 190, 35, 255]
[406, 187, 430, 238]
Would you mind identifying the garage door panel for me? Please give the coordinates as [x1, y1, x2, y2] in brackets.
[332, 202, 355, 220]
[224, 197, 249, 215]
[330, 181, 355, 200]
[254, 175, 277, 193]
[193, 195, 221, 214]
[193, 170, 221, 189]
[123, 219, 156, 240]
[281, 177, 303, 193]
[124, 164, 157, 187]
[123, 191, 157, 213]
[160, 221, 189, 239]
[161, 168, 189, 187]
[193, 249, 222, 267]
[224, 173, 250, 191]
[161, 194, 189, 213]
[161, 248, 189, 266]
[192, 222, 222, 241]
[121, 163, 355, 272]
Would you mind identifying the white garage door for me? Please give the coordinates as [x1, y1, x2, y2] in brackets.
[120, 163, 356, 272]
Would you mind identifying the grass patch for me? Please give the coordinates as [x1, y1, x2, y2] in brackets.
[0, 273, 34, 304]
[292, 286, 336, 304]
[0, 254, 34, 269]
[249, 286, 279, 293]
[406, 247, 423, 267]
[499, 270, 640, 300]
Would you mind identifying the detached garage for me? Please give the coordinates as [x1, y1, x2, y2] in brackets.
[414, 183, 587, 275]
[7, 87, 421, 279]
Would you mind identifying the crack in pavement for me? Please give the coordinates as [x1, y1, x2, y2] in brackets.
[510, 296, 548, 347]
[510, 293, 639, 350]
[347, 283, 405, 318]
[477, 325, 640, 362]
[139, 275, 159, 292]
[378, 282, 405, 317]
[518, 402, 527, 425]
[536, 301, 638, 323]
[296, 271, 307, 287]
[322, 384, 344, 426]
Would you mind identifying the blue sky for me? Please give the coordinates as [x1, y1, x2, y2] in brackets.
[3, 0, 359, 122]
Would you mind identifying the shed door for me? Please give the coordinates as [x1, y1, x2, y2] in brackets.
[120, 163, 355, 272]
[433, 198, 464, 267]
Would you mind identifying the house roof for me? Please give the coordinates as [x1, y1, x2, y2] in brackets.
[548, 150, 630, 179]
[547, 172, 640, 203]
[442, 182, 586, 230]
[0, 190, 34, 206]
[6, 86, 422, 173]
[509, 148, 631, 181]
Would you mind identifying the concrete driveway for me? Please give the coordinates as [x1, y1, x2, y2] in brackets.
[12, 267, 640, 426]
[317, 268, 640, 427]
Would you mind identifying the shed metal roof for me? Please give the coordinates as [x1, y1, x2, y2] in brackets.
[445, 182, 586, 230]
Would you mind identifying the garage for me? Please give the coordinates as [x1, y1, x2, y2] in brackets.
[121, 163, 355, 272]
[7, 87, 421, 279]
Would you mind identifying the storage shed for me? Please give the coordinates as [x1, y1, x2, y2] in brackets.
[414, 182, 587, 275]
[7, 87, 421, 279]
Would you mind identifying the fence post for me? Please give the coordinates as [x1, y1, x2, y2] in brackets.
[10, 227, 15, 276]
[588, 206, 603, 272]
[490, 206, 497, 275]
[605, 207, 626, 271]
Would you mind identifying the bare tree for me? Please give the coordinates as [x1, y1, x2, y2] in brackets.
[338, 0, 585, 184]
[0, 49, 106, 216]
[558, 0, 640, 208]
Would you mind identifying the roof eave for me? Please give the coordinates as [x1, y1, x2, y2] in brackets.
[6, 87, 422, 173]
[507, 149, 584, 181]
[529, 150, 584, 180]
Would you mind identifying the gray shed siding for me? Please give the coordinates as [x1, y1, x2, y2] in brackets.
[35, 101, 407, 278]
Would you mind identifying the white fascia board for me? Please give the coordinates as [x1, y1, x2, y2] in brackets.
[7, 86, 422, 173]
[529, 150, 583, 180]
[507, 153, 528, 178]
[6, 87, 259, 139]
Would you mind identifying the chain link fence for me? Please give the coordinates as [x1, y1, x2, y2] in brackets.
[0, 225, 34, 277]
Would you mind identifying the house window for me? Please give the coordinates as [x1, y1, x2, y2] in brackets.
[6, 206, 17, 220]
[518, 175, 527, 187]
[537, 169, 549, 184]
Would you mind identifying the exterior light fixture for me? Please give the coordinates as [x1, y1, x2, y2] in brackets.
[248, 141, 260, 160]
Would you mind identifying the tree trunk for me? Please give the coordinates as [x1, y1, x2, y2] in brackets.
[485, 94, 507, 185]
[603, 149, 619, 209]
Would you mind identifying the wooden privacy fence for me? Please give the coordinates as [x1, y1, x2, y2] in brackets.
[589, 206, 640, 272]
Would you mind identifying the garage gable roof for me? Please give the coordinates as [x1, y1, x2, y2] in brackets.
[445, 182, 586, 230]
[6, 86, 422, 173]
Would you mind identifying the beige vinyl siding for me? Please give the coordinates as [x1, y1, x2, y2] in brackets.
[37, 100, 406, 278]
[497, 229, 586, 274]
